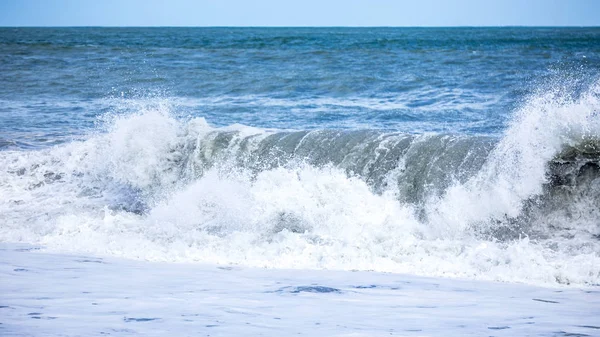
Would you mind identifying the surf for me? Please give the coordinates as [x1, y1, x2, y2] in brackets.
[1, 80, 599, 286]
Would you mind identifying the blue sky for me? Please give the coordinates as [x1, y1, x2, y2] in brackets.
[0, 0, 598, 27]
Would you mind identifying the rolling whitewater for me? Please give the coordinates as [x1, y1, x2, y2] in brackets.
[1, 27, 600, 336]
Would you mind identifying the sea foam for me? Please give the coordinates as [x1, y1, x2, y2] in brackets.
[1, 82, 599, 287]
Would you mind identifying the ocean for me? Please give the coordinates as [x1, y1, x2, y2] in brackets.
[1, 27, 599, 336]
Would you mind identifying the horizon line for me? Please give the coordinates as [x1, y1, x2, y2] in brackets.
[1, 25, 599, 28]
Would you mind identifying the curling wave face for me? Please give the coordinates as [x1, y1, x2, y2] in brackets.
[1, 83, 600, 287]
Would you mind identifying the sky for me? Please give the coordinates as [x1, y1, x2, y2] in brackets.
[0, 0, 598, 27]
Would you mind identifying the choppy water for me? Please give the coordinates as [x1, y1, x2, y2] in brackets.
[1, 27, 600, 287]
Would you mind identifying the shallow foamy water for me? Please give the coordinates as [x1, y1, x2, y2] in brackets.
[1, 244, 599, 336]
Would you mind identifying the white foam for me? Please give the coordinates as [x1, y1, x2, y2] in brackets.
[3, 244, 598, 337]
[427, 81, 600, 233]
[1, 84, 600, 287]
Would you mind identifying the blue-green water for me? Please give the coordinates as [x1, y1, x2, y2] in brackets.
[1, 27, 599, 148]
[1, 28, 600, 286]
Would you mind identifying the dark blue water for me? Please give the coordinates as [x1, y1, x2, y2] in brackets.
[1, 27, 599, 148]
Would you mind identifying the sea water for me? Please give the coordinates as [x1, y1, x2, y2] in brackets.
[1, 27, 599, 336]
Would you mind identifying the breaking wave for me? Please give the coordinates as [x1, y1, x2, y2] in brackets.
[1, 82, 600, 287]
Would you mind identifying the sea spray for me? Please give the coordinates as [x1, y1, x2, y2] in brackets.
[1, 83, 600, 286]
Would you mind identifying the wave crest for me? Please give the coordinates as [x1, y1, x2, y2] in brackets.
[1, 81, 600, 286]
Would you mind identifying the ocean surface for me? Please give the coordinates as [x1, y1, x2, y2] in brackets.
[1, 27, 600, 336]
